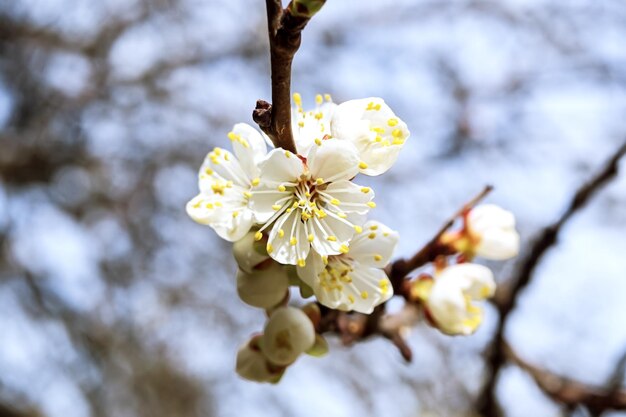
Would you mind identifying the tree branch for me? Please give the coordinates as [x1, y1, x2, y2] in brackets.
[387, 184, 493, 292]
[477, 140, 626, 417]
[254, 0, 326, 153]
[503, 342, 626, 413]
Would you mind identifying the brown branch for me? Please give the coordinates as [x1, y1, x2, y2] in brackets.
[503, 342, 626, 413]
[254, 1, 325, 153]
[387, 184, 493, 292]
[477, 140, 626, 417]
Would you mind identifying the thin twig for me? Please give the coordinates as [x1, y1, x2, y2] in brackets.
[477, 140, 626, 417]
[254, 1, 325, 153]
[387, 184, 493, 291]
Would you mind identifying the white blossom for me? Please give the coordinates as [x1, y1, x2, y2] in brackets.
[467, 204, 520, 260]
[236, 263, 289, 309]
[297, 220, 398, 314]
[249, 138, 375, 266]
[261, 307, 316, 366]
[331, 97, 410, 176]
[426, 263, 495, 335]
[186, 123, 268, 241]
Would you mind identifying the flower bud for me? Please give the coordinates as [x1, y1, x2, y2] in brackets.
[425, 263, 495, 336]
[236, 336, 284, 383]
[233, 231, 269, 273]
[261, 307, 316, 366]
[289, 0, 326, 18]
[467, 204, 520, 260]
[236, 264, 289, 309]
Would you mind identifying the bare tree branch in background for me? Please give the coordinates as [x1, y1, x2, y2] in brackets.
[477, 141, 626, 417]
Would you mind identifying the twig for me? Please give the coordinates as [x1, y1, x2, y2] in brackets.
[387, 184, 493, 292]
[477, 140, 626, 417]
[254, 1, 326, 153]
[503, 342, 626, 412]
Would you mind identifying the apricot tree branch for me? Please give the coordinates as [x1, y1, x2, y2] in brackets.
[387, 184, 493, 292]
[503, 342, 626, 413]
[477, 140, 626, 417]
[254, 0, 326, 153]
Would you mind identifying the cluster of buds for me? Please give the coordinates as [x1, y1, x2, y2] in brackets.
[409, 204, 520, 335]
[236, 305, 328, 383]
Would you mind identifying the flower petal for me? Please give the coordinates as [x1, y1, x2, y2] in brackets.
[292, 102, 337, 156]
[198, 147, 250, 190]
[257, 148, 303, 186]
[229, 123, 268, 179]
[249, 187, 293, 223]
[307, 138, 360, 183]
[186, 188, 254, 242]
[349, 220, 399, 267]
[476, 228, 520, 260]
[309, 213, 355, 256]
[319, 180, 374, 215]
[267, 209, 310, 265]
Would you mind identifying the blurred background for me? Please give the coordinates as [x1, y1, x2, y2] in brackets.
[1, 0, 626, 416]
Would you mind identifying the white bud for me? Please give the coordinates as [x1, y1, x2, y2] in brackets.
[261, 307, 316, 366]
[237, 263, 289, 309]
[233, 231, 269, 273]
[468, 204, 520, 260]
[426, 263, 495, 336]
[236, 337, 281, 383]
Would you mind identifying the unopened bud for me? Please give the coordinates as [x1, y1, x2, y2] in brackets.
[289, 0, 326, 18]
[261, 307, 316, 366]
[233, 231, 270, 273]
[467, 204, 520, 260]
[236, 336, 284, 383]
[237, 264, 289, 309]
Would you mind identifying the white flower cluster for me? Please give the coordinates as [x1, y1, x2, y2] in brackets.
[411, 204, 520, 335]
[187, 94, 407, 316]
[186, 94, 521, 383]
